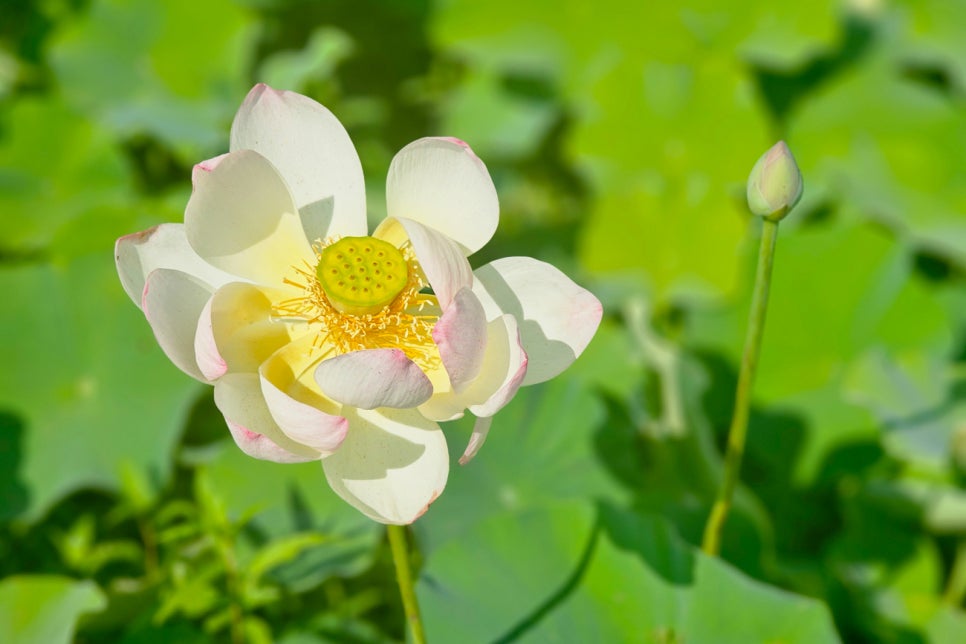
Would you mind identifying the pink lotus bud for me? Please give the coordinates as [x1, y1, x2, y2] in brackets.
[746, 141, 803, 221]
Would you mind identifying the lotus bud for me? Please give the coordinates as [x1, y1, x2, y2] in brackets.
[746, 141, 803, 221]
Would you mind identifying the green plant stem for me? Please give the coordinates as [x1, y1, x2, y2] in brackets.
[701, 218, 781, 556]
[387, 524, 427, 644]
[943, 539, 966, 606]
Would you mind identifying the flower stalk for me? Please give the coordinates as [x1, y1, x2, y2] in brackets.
[701, 141, 801, 556]
[387, 524, 428, 643]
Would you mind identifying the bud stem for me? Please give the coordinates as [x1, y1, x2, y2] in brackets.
[943, 539, 966, 606]
[387, 524, 428, 644]
[701, 218, 781, 556]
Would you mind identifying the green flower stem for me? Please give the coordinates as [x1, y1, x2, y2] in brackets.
[387, 524, 428, 644]
[701, 218, 781, 556]
[943, 539, 966, 606]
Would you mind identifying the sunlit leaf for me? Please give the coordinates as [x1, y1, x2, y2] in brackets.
[48, 0, 257, 160]
[0, 99, 134, 253]
[0, 576, 106, 644]
[790, 56, 966, 265]
[0, 255, 198, 521]
[419, 502, 839, 642]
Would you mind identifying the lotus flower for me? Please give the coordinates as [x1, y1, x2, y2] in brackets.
[115, 84, 601, 524]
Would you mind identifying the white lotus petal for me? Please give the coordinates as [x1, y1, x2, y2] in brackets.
[419, 313, 528, 421]
[195, 282, 294, 381]
[259, 337, 348, 455]
[315, 349, 433, 410]
[386, 137, 498, 254]
[323, 407, 448, 525]
[373, 216, 472, 309]
[459, 415, 493, 466]
[473, 257, 601, 385]
[230, 83, 367, 239]
[185, 149, 314, 285]
[214, 373, 320, 463]
[433, 287, 487, 393]
[115, 223, 233, 309]
[142, 268, 213, 382]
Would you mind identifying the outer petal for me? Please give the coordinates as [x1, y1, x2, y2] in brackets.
[142, 269, 214, 382]
[195, 282, 294, 381]
[459, 416, 493, 466]
[185, 149, 314, 285]
[314, 349, 433, 410]
[419, 313, 528, 421]
[472, 257, 602, 386]
[214, 373, 320, 463]
[230, 83, 367, 239]
[373, 216, 473, 309]
[322, 407, 448, 525]
[191, 152, 229, 186]
[432, 287, 487, 393]
[115, 223, 234, 309]
[386, 137, 498, 254]
[259, 336, 348, 455]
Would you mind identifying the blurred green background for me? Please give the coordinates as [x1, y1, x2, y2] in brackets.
[1, 0, 965, 641]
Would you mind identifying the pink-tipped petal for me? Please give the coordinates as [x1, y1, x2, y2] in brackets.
[115, 223, 233, 309]
[259, 339, 348, 455]
[314, 349, 433, 410]
[191, 152, 229, 187]
[373, 216, 473, 310]
[473, 257, 602, 385]
[184, 149, 314, 285]
[322, 407, 449, 525]
[433, 287, 487, 393]
[142, 269, 214, 382]
[459, 415, 493, 466]
[466, 314, 528, 417]
[230, 83, 367, 239]
[194, 282, 293, 381]
[194, 296, 227, 381]
[214, 374, 320, 463]
[386, 137, 498, 254]
[419, 313, 528, 422]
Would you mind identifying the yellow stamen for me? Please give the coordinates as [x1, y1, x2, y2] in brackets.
[274, 237, 441, 372]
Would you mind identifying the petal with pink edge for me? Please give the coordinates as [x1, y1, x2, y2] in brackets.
[191, 152, 229, 186]
[322, 407, 448, 525]
[459, 415, 493, 466]
[185, 149, 314, 285]
[433, 287, 487, 393]
[142, 268, 214, 382]
[419, 313, 527, 422]
[195, 282, 294, 381]
[259, 337, 348, 455]
[314, 349, 433, 410]
[115, 223, 234, 309]
[472, 257, 602, 386]
[230, 83, 367, 240]
[214, 373, 320, 463]
[386, 137, 498, 254]
[373, 216, 472, 309]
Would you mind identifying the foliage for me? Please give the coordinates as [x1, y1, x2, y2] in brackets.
[1, 0, 964, 641]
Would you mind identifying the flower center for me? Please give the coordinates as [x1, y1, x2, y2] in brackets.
[273, 236, 442, 373]
[316, 236, 408, 315]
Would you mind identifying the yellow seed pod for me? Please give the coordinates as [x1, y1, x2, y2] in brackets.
[316, 236, 409, 315]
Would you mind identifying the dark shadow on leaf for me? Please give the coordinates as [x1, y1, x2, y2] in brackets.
[599, 501, 695, 586]
[0, 410, 29, 521]
[491, 511, 601, 644]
